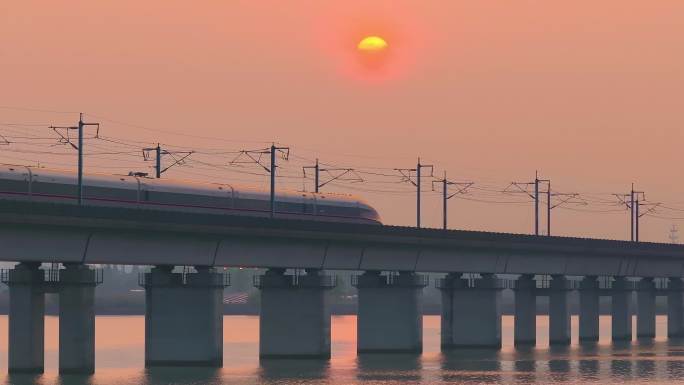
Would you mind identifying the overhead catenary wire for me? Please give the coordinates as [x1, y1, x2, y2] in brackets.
[5, 108, 684, 241]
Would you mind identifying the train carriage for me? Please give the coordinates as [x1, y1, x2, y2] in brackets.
[0, 165, 382, 224]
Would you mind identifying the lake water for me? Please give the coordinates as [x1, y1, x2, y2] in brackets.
[1, 315, 684, 384]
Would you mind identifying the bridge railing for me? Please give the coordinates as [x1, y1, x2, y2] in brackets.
[0, 266, 103, 287]
[597, 277, 637, 290]
[387, 273, 429, 286]
[435, 276, 512, 290]
[534, 276, 581, 290]
[138, 268, 230, 287]
[253, 273, 337, 288]
[350, 273, 429, 287]
[655, 278, 671, 290]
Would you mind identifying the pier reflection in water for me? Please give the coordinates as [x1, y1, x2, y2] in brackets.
[1, 315, 684, 384]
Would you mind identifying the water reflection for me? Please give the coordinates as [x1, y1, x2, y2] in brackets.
[609, 341, 633, 380]
[259, 359, 329, 381]
[635, 358, 656, 379]
[577, 344, 600, 380]
[512, 347, 536, 384]
[547, 346, 571, 383]
[667, 359, 684, 380]
[4, 374, 46, 385]
[610, 358, 633, 379]
[441, 349, 501, 383]
[356, 354, 421, 382]
[143, 367, 221, 385]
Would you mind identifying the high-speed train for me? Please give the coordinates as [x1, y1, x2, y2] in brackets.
[0, 165, 382, 224]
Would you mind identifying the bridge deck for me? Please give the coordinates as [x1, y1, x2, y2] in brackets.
[0, 199, 682, 277]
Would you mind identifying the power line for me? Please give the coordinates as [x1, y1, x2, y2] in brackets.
[0, 106, 79, 114]
[432, 171, 473, 230]
[83, 113, 272, 145]
[49, 113, 100, 205]
[302, 158, 363, 193]
[9, 109, 684, 241]
[395, 158, 434, 228]
[506, 171, 550, 236]
[142, 144, 193, 178]
[614, 184, 646, 242]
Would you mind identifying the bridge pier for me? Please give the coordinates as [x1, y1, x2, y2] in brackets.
[354, 271, 427, 353]
[5, 262, 45, 373]
[637, 277, 656, 339]
[256, 268, 335, 359]
[514, 274, 536, 346]
[438, 273, 502, 349]
[612, 277, 633, 341]
[142, 265, 228, 367]
[579, 276, 600, 342]
[549, 275, 571, 345]
[58, 264, 99, 374]
[668, 278, 684, 338]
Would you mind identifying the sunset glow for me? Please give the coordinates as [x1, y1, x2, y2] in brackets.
[357, 36, 388, 52]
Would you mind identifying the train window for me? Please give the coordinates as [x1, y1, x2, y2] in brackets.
[234, 198, 269, 212]
[0, 179, 29, 193]
[318, 205, 359, 217]
[204, 195, 231, 208]
[32, 182, 77, 198]
[148, 191, 230, 208]
[275, 201, 302, 214]
[84, 186, 137, 202]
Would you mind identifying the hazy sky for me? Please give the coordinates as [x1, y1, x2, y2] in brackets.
[1, 1, 683, 242]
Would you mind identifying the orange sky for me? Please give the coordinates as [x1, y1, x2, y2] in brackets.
[1, 1, 684, 242]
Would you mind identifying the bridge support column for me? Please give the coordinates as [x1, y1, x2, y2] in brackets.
[549, 275, 571, 345]
[58, 264, 100, 374]
[579, 276, 600, 342]
[438, 273, 502, 349]
[637, 277, 656, 339]
[257, 268, 335, 358]
[354, 271, 427, 353]
[668, 278, 684, 338]
[612, 277, 633, 341]
[143, 265, 227, 367]
[514, 274, 536, 346]
[4, 262, 45, 373]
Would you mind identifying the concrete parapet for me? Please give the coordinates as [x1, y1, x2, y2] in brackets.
[353, 271, 426, 353]
[143, 265, 229, 367]
[438, 273, 502, 349]
[257, 269, 335, 359]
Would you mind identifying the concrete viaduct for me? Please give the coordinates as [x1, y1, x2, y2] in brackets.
[1, 199, 684, 373]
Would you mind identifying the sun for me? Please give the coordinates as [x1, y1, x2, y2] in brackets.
[357, 36, 388, 52]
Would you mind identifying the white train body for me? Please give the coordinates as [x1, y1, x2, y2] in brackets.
[0, 166, 382, 224]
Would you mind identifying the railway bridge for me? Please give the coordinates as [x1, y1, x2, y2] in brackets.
[1, 199, 684, 373]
